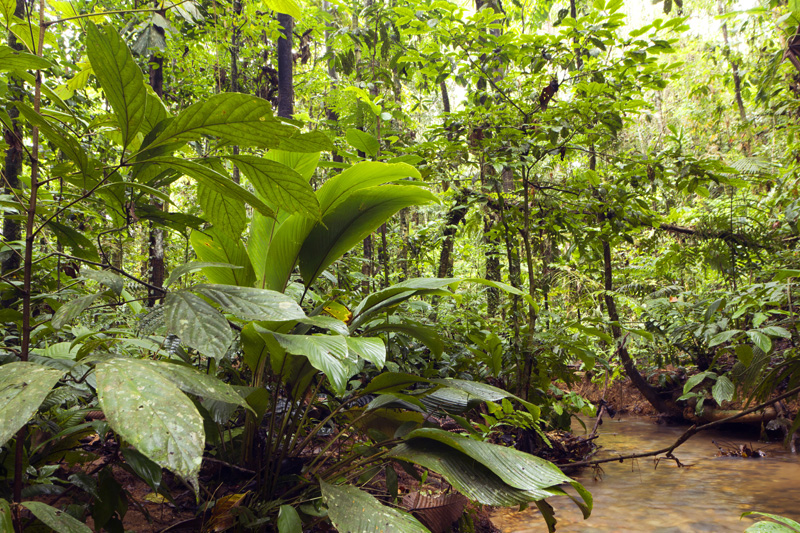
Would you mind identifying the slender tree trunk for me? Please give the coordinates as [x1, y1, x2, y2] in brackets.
[1, 0, 24, 307]
[146, 6, 167, 307]
[718, 0, 747, 123]
[277, 13, 294, 118]
[437, 190, 470, 279]
[230, 0, 243, 183]
[398, 208, 409, 280]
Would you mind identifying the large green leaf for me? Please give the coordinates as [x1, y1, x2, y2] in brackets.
[321, 481, 430, 533]
[276, 130, 333, 153]
[277, 504, 303, 533]
[135, 359, 250, 410]
[265, 0, 302, 20]
[390, 428, 591, 514]
[743, 512, 800, 532]
[0, 498, 12, 533]
[96, 358, 204, 489]
[198, 183, 246, 239]
[163, 290, 233, 362]
[52, 293, 103, 330]
[21, 502, 91, 533]
[228, 155, 319, 219]
[193, 284, 306, 321]
[190, 229, 255, 287]
[299, 185, 437, 287]
[346, 128, 379, 158]
[165, 261, 243, 288]
[0, 362, 64, 447]
[86, 23, 147, 149]
[262, 162, 421, 291]
[0, 45, 52, 71]
[137, 93, 295, 158]
[259, 331, 354, 394]
[153, 157, 275, 219]
[16, 103, 89, 174]
[346, 337, 386, 368]
[351, 278, 459, 327]
[265, 150, 320, 181]
[363, 322, 443, 359]
[47, 221, 100, 262]
[712, 375, 734, 406]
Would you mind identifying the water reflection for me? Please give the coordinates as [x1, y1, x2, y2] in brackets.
[492, 416, 800, 532]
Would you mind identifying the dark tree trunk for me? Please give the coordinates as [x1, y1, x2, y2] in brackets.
[1, 0, 24, 302]
[277, 13, 294, 119]
[230, 0, 243, 183]
[146, 8, 167, 307]
[437, 191, 471, 279]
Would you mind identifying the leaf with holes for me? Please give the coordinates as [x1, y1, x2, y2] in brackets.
[96, 358, 204, 490]
[0, 363, 64, 447]
[163, 291, 232, 362]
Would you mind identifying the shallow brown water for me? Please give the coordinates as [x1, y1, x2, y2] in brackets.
[492, 416, 800, 532]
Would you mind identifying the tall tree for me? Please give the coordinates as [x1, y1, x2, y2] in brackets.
[277, 13, 294, 118]
[146, 4, 167, 306]
[1, 0, 25, 304]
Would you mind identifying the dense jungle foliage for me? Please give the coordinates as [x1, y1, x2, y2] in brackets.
[1, 0, 800, 530]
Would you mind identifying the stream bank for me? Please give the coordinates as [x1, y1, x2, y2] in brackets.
[491, 416, 800, 532]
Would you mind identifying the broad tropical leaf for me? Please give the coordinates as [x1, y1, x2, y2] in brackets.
[190, 229, 256, 287]
[363, 322, 443, 359]
[82, 269, 124, 296]
[262, 161, 422, 291]
[0, 45, 52, 71]
[0, 362, 64, 447]
[743, 512, 800, 532]
[346, 128, 379, 157]
[390, 428, 592, 514]
[228, 155, 320, 219]
[52, 293, 103, 330]
[153, 157, 275, 219]
[16, 103, 89, 174]
[321, 481, 430, 533]
[276, 130, 333, 153]
[193, 284, 306, 321]
[21, 502, 91, 533]
[265, 149, 320, 181]
[351, 278, 459, 326]
[259, 330, 353, 394]
[165, 261, 243, 288]
[712, 375, 734, 405]
[135, 359, 251, 409]
[277, 504, 303, 533]
[137, 93, 295, 158]
[163, 290, 233, 362]
[299, 185, 437, 286]
[346, 337, 386, 368]
[96, 359, 204, 489]
[264, 0, 302, 20]
[86, 23, 147, 149]
[198, 183, 247, 239]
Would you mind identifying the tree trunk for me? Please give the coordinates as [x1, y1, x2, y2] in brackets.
[1, 0, 24, 307]
[277, 13, 294, 119]
[230, 0, 243, 183]
[437, 190, 470, 279]
[146, 6, 167, 307]
[718, 0, 747, 123]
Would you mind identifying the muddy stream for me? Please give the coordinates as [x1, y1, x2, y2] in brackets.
[491, 416, 800, 532]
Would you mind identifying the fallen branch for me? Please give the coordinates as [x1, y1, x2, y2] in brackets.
[564, 384, 800, 470]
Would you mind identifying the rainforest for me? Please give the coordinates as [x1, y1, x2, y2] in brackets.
[1, 0, 800, 531]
